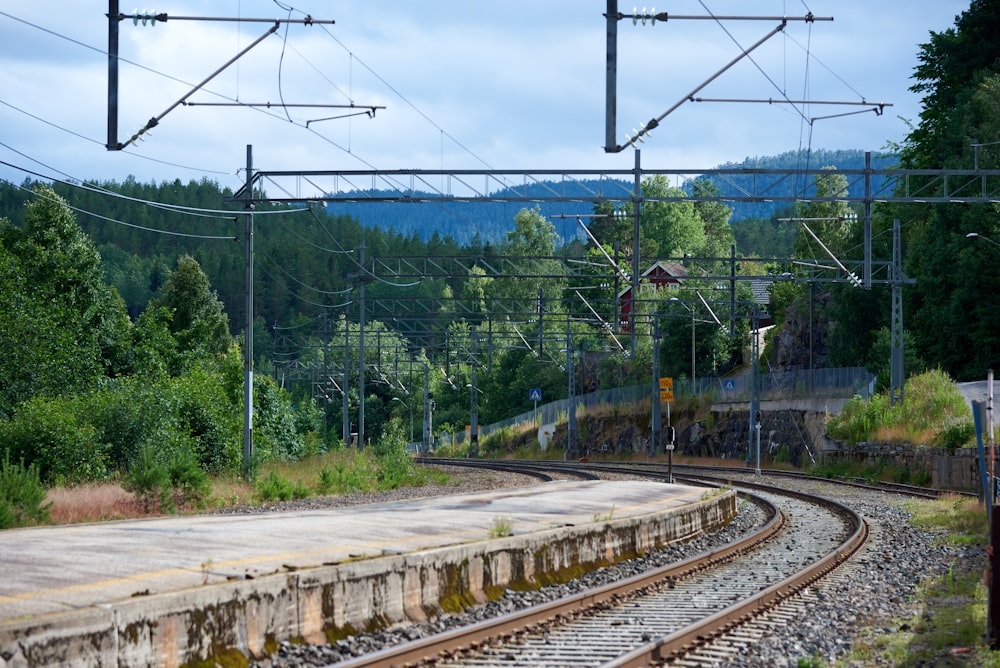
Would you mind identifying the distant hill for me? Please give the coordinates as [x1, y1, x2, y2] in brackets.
[323, 184, 602, 247]
[323, 149, 897, 245]
[706, 149, 898, 221]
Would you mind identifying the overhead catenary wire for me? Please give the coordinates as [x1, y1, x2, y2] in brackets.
[259, 251, 353, 296]
[0, 97, 234, 177]
[0, 155, 306, 219]
[258, 261, 353, 310]
[1, 176, 238, 241]
[2, 6, 510, 241]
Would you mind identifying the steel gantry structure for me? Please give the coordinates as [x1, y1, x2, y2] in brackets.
[229, 147, 1000, 466]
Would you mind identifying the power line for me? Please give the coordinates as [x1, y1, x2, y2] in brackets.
[1, 177, 238, 241]
[0, 154, 305, 219]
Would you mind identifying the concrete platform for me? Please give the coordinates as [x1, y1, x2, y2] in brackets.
[0, 480, 736, 667]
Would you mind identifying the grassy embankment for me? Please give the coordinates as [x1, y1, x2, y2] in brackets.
[837, 494, 994, 667]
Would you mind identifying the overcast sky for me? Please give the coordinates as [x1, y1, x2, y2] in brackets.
[0, 1, 967, 196]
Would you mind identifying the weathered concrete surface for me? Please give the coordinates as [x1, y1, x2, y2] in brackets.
[0, 481, 736, 667]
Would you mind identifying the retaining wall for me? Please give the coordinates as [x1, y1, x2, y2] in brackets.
[0, 491, 737, 667]
[821, 445, 980, 492]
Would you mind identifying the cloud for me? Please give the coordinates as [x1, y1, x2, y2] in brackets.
[0, 0, 967, 190]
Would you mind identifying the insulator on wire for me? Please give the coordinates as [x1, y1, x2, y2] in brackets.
[133, 9, 158, 26]
[632, 6, 657, 26]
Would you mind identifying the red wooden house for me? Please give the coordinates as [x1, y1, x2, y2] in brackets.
[617, 260, 687, 331]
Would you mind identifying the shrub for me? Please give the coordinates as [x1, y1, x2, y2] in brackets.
[125, 443, 211, 513]
[124, 443, 170, 512]
[0, 396, 110, 484]
[253, 374, 306, 462]
[86, 377, 168, 473]
[0, 453, 52, 529]
[373, 419, 414, 489]
[934, 419, 975, 451]
[826, 370, 972, 447]
[170, 368, 240, 474]
[316, 465, 338, 495]
[166, 447, 211, 509]
[255, 471, 310, 502]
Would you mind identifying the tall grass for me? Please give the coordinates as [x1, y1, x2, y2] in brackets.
[827, 369, 973, 449]
[36, 446, 448, 526]
[46, 484, 141, 524]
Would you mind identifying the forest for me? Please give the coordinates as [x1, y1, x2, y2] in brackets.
[1, 0, 999, 490]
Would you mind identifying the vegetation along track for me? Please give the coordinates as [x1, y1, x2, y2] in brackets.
[326, 459, 867, 668]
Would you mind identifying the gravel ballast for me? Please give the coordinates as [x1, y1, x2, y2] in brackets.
[243, 468, 981, 667]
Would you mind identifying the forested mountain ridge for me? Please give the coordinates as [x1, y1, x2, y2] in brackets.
[0, 147, 892, 351]
[321, 149, 895, 245]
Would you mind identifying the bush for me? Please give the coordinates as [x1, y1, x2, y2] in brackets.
[125, 443, 211, 513]
[170, 368, 240, 474]
[253, 374, 306, 462]
[826, 370, 972, 447]
[316, 465, 338, 495]
[0, 453, 52, 529]
[256, 471, 310, 502]
[124, 443, 170, 512]
[166, 446, 211, 509]
[934, 419, 975, 451]
[373, 419, 414, 489]
[0, 396, 111, 484]
[86, 377, 168, 473]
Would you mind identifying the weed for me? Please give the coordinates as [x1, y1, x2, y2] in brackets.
[844, 495, 991, 665]
[255, 471, 312, 502]
[827, 370, 973, 447]
[593, 504, 616, 523]
[45, 483, 139, 524]
[488, 514, 513, 538]
[200, 558, 214, 585]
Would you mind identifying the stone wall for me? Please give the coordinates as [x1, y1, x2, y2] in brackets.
[821, 444, 981, 493]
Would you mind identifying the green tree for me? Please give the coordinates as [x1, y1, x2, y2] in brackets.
[690, 179, 735, 260]
[640, 175, 705, 258]
[488, 207, 566, 307]
[792, 168, 853, 261]
[905, 0, 1000, 170]
[149, 254, 232, 362]
[898, 0, 1000, 379]
[0, 186, 131, 417]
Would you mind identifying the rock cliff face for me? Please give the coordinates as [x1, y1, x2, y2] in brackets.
[768, 289, 832, 372]
[506, 404, 828, 469]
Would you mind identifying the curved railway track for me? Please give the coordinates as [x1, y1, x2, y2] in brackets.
[329, 459, 869, 668]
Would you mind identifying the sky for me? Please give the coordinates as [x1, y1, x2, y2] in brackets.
[0, 1, 968, 198]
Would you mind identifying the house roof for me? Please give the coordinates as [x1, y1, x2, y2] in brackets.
[617, 261, 688, 299]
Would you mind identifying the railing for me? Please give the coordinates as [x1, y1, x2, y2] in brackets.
[474, 367, 876, 442]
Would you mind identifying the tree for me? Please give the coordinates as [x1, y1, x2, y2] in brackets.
[640, 175, 705, 258]
[487, 207, 566, 307]
[905, 0, 1000, 170]
[792, 168, 853, 261]
[690, 179, 735, 260]
[149, 255, 232, 361]
[0, 186, 131, 416]
[898, 0, 1000, 379]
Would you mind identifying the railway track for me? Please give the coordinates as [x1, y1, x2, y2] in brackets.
[329, 460, 868, 668]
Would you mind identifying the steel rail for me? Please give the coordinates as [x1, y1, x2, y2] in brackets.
[331, 460, 870, 667]
[607, 480, 868, 667]
[329, 475, 783, 668]
[574, 459, 971, 500]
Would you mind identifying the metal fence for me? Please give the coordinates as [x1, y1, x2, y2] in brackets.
[474, 367, 876, 442]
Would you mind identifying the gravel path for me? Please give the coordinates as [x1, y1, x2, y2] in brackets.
[244, 467, 981, 667]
